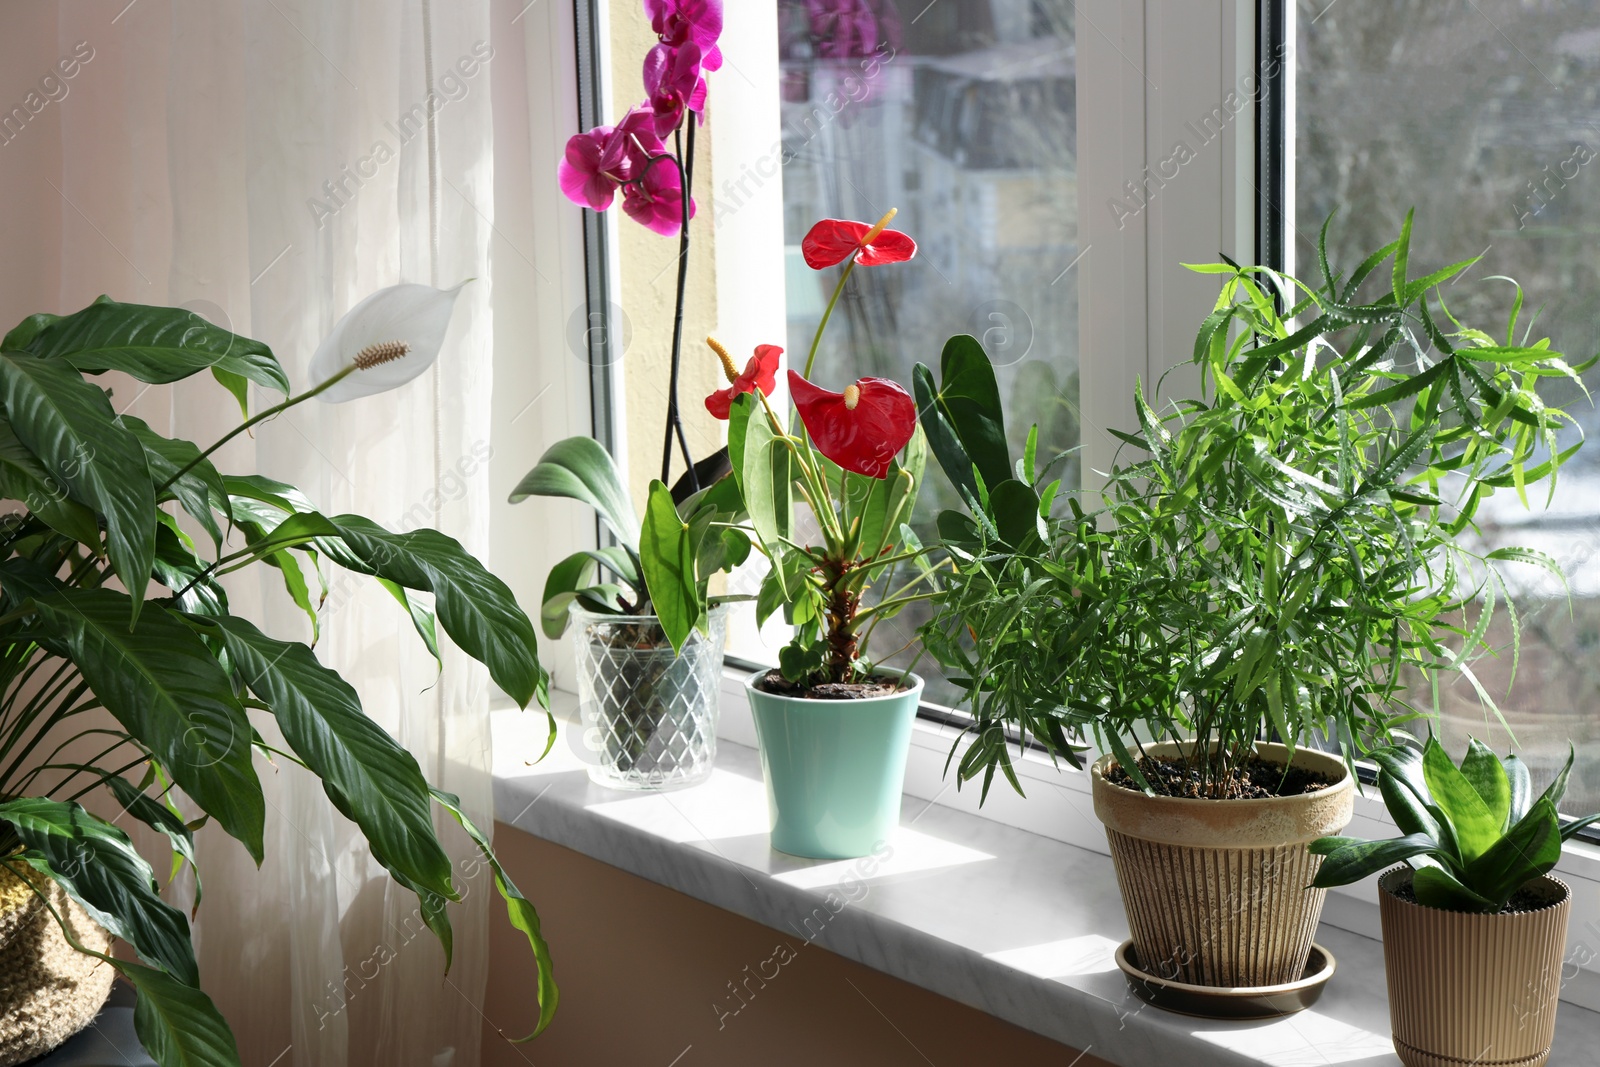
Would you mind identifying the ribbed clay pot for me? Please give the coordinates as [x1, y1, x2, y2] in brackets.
[1379, 867, 1570, 1067]
[1090, 741, 1354, 988]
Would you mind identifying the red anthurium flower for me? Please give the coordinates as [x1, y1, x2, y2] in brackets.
[788, 370, 915, 479]
[801, 211, 917, 270]
[705, 340, 781, 419]
[623, 156, 696, 236]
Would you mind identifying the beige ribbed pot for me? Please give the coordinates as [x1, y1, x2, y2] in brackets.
[1090, 741, 1354, 988]
[1379, 867, 1570, 1067]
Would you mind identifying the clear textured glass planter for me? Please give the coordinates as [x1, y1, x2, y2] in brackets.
[569, 605, 728, 790]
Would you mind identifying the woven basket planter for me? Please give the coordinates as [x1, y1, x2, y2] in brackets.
[1090, 741, 1354, 989]
[0, 867, 115, 1066]
[1379, 867, 1570, 1067]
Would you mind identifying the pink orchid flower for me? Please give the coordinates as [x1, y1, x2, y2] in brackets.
[645, 0, 724, 72]
[623, 156, 696, 236]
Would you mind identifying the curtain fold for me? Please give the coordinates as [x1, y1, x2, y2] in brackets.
[33, 1, 502, 1063]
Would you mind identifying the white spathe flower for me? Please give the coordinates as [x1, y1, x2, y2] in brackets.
[309, 282, 468, 403]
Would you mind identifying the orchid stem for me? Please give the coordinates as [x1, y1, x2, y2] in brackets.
[660, 118, 699, 492]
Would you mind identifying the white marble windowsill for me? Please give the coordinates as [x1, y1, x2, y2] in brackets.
[490, 701, 1600, 1067]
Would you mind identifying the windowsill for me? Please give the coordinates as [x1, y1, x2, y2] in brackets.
[491, 692, 1600, 1067]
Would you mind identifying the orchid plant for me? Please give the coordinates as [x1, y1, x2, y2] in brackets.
[516, 0, 733, 639]
[668, 211, 939, 690]
[0, 287, 556, 1063]
[556, 0, 721, 491]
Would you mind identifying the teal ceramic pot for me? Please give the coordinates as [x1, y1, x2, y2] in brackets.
[745, 670, 924, 859]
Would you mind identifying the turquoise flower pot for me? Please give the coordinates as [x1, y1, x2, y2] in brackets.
[745, 670, 923, 859]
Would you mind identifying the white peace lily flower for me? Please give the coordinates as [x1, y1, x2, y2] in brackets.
[309, 281, 468, 403]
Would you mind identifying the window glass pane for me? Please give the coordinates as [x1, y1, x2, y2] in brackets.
[1297, 0, 1600, 814]
[767, 0, 1080, 706]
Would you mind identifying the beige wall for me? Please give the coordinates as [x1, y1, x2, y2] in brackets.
[481, 824, 1112, 1067]
[608, 4, 724, 509]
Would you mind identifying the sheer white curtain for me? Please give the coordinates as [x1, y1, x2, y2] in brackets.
[2, 1, 505, 1063]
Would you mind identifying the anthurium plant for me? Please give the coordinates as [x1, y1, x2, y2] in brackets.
[1311, 737, 1599, 912]
[687, 211, 938, 691]
[921, 212, 1590, 799]
[0, 291, 556, 1064]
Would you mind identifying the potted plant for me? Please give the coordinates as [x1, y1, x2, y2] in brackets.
[695, 212, 934, 859]
[919, 213, 1588, 1000]
[0, 290, 556, 1064]
[1313, 737, 1598, 1067]
[510, 436, 745, 788]
[512, 0, 738, 788]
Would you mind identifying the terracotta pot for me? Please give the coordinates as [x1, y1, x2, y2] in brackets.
[1379, 867, 1570, 1067]
[0, 868, 115, 1066]
[1090, 740, 1354, 988]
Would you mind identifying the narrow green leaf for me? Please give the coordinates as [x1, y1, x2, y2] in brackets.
[639, 480, 698, 654]
[203, 615, 458, 903]
[1422, 736, 1500, 864]
[508, 437, 639, 549]
[0, 799, 198, 985]
[24, 587, 264, 862]
[318, 517, 548, 711]
[1310, 832, 1441, 888]
[431, 789, 558, 1039]
[0, 352, 157, 620]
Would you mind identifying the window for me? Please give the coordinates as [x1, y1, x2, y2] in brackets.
[750, 0, 1081, 708]
[1295, 0, 1600, 816]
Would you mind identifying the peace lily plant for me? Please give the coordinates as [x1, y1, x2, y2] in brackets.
[0, 287, 556, 1065]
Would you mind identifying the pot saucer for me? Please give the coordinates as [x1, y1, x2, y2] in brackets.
[1114, 940, 1335, 1020]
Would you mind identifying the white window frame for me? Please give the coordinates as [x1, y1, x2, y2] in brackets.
[540, 0, 1600, 1011]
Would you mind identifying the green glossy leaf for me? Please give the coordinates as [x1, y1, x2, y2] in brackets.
[740, 407, 792, 571]
[639, 479, 698, 654]
[1310, 832, 1441, 888]
[1379, 770, 1443, 842]
[509, 437, 638, 548]
[116, 414, 225, 550]
[0, 421, 100, 547]
[540, 552, 600, 639]
[1466, 797, 1561, 908]
[431, 788, 558, 1039]
[1504, 752, 1533, 825]
[931, 334, 1011, 490]
[0, 351, 156, 620]
[1411, 865, 1497, 911]
[0, 799, 198, 985]
[913, 361, 977, 505]
[203, 615, 458, 903]
[1392, 208, 1414, 306]
[106, 775, 202, 910]
[318, 516, 548, 710]
[24, 587, 263, 862]
[123, 958, 243, 1067]
[990, 479, 1044, 548]
[1422, 736, 1500, 864]
[11, 298, 288, 400]
[1459, 738, 1511, 831]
